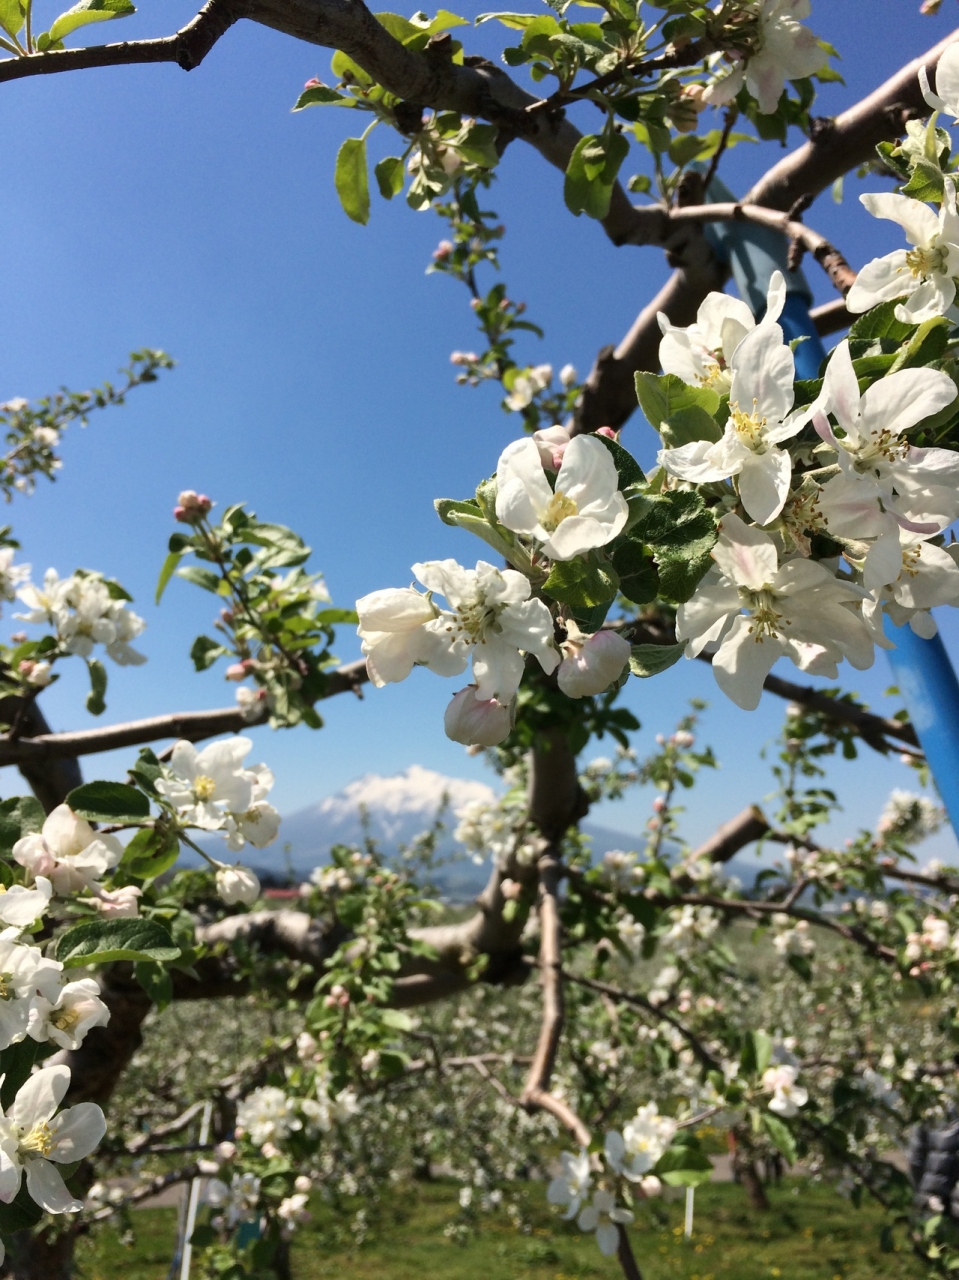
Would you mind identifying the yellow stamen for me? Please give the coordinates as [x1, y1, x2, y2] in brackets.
[542, 491, 578, 532]
[193, 775, 217, 802]
[20, 1122, 53, 1157]
[729, 399, 767, 451]
[905, 244, 947, 278]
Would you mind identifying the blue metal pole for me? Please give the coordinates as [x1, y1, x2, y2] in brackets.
[694, 169, 959, 831]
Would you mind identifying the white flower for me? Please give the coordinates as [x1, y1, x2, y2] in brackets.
[235, 685, 266, 721]
[0, 929, 62, 1050]
[812, 340, 959, 534]
[659, 322, 813, 525]
[236, 1087, 300, 1147]
[704, 0, 826, 115]
[28, 978, 109, 1051]
[557, 624, 631, 699]
[410, 559, 559, 702]
[215, 864, 261, 906]
[604, 1103, 677, 1181]
[771, 916, 814, 957]
[496, 434, 628, 560]
[83, 884, 142, 919]
[920, 42, 959, 122]
[277, 1191, 310, 1228]
[658, 272, 786, 394]
[577, 1189, 634, 1257]
[13, 806, 123, 898]
[0, 549, 30, 610]
[546, 1149, 591, 1219]
[676, 514, 874, 709]
[661, 904, 720, 955]
[224, 763, 280, 851]
[17, 571, 146, 665]
[0, 1065, 106, 1213]
[559, 363, 577, 388]
[156, 737, 259, 832]
[205, 1172, 261, 1225]
[444, 686, 513, 746]
[863, 526, 959, 615]
[848, 182, 959, 323]
[504, 363, 552, 411]
[877, 789, 944, 844]
[761, 1064, 808, 1117]
[355, 586, 457, 687]
[0, 877, 53, 927]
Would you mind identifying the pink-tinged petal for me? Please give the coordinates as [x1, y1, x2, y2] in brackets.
[712, 615, 784, 710]
[818, 472, 887, 539]
[821, 340, 861, 433]
[737, 450, 791, 525]
[712, 513, 778, 590]
[471, 636, 526, 704]
[812, 411, 838, 448]
[676, 580, 740, 657]
[860, 367, 958, 441]
[555, 435, 620, 506]
[860, 192, 940, 246]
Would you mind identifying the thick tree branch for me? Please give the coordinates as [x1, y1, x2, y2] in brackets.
[691, 805, 770, 865]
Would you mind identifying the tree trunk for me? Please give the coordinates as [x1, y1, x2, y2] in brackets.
[6, 1223, 79, 1280]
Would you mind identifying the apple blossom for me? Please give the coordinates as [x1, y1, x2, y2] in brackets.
[532, 424, 571, 471]
[409, 559, 559, 703]
[920, 40, 959, 121]
[604, 1102, 677, 1180]
[444, 686, 513, 746]
[0, 929, 62, 1050]
[504, 363, 552, 411]
[559, 363, 577, 387]
[215, 864, 261, 906]
[557, 623, 631, 699]
[0, 1065, 106, 1213]
[18, 659, 52, 688]
[546, 1149, 591, 1218]
[659, 322, 812, 525]
[156, 737, 266, 833]
[847, 181, 959, 322]
[495, 434, 628, 561]
[355, 585, 461, 687]
[13, 805, 122, 896]
[0, 548, 30, 610]
[812, 339, 959, 534]
[577, 1189, 634, 1256]
[29, 978, 110, 1051]
[224, 762, 281, 851]
[16, 570, 147, 666]
[762, 1063, 808, 1117]
[205, 1172, 261, 1225]
[676, 514, 874, 710]
[704, 0, 826, 115]
[83, 884, 142, 919]
[0, 877, 53, 927]
[173, 490, 213, 523]
[863, 526, 959, 611]
[236, 1086, 301, 1146]
[658, 271, 786, 394]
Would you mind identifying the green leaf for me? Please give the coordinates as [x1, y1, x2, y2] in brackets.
[176, 564, 221, 593]
[134, 959, 173, 1011]
[433, 498, 521, 567]
[656, 1136, 713, 1188]
[313, 607, 359, 625]
[634, 371, 719, 429]
[544, 557, 619, 609]
[85, 657, 107, 717]
[47, 0, 134, 42]
[888, 316, 950, 373]
[659, 404, 722, 449]
[629, 642, 684, 677]
[292, 84, 354, 110]
[901, 156, 945, 203]
[847, 301, 915, 346]
[0, 795, 44, 857]
[609, 538, 658, 605]
[629, 490, 718, 603]
[564, 132, 629, 220]
[0, 0, 24, 37]
[122, 825, 181, 880]
[55, 917, 180, 968]
[380, 1008, 414, 1031]
[66, 780, 150, 823]
[761, 1111, 798, 1164]
[741, 1029, 773, 1076]
[668, 133, 711, 167]
[335, 137, 371, 225]
[155, 549, 183, 604]
[190, 635, 227, 672]
[593, 433, 644, 487]
[0, 1038, 44, 1110]
[374, 155, 405, 199]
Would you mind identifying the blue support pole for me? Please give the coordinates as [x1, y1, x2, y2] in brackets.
[694, 169, 959, 832]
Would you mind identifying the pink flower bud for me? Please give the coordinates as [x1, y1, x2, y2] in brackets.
[444, 686, 513, 747]
[652, 796, 667, 813]
[10, 632, 26, 644]
[532, 425, 570, 471]
[303, 77, 321, 89]
[225, 660, 255, 681]
[174, 490, 213, 523]
[433, 240, 453, 261]
[595, 426, 619, 440]
[558, 629, 631, 699]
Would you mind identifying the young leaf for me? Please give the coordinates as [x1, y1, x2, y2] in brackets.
[335, 137, 371, 225]
[374, 155, 405, 200]
[122, 825, 181, 879]
[134, 960, 174, 1011]
[634, 371, 720, 428]
[155, 549, 183, 604]
[85, 657, 107, 717]
[55, 917, 180, 967]
[0, 796, 44, 857]
[47, 0, 134, 43]
[629, 642, 684, 677]
[66, 780, 150, 823]
[0, 0, 24, 38]
[593, 433, 644, 487]
[761, 1111, 798, 1164]
[292, 84, 354, 110]
[190, 635, 227, 672]
[544, 557, 619, 608]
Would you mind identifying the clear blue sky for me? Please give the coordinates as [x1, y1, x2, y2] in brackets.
[2, 0, 958, 858]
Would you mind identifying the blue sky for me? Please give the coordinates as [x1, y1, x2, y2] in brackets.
[2, 0, 959, 858]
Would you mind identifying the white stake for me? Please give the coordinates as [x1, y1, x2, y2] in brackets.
[684, 1185, 695, 1239]
[179, 1099, 213, 1280]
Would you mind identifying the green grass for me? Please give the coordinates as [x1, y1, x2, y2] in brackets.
[76, 1178, 925, 1280]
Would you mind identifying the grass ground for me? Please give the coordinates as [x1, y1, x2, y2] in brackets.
[76, 1177, 926, 1280]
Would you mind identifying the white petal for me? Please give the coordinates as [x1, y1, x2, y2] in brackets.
[498, 599, 560, 674]
[544, 502, 627, 560]
[495, 438, 554, 536]
[860, 192, 940, 246]
[355, 587, 435, 634]
[595, 1222, 621, 1256]
[845, 251, 913, 313]
[712, 615, 784, 710]
[25, 1157, 81, 1214]
[737, 449, 791, 525]
[712, 514, 778, 590]
[864, 529, 905, 591]
[658, 440, 730, 484]
[49, 1102, 106, 1163]
[10, 1065, 70, 1128]
[729, 323, 794, 424]
[859, 367, 958, 444]
[471, 636, 526, 704]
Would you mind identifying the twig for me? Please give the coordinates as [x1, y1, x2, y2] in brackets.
[701, 106, 738, 193]
[521, 852, 566, 1103]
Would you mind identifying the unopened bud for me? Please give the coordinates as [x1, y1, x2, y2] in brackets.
[225, 660, 255, 681]
[433, 239, 453, 261]
[303, 76, 322, 89]
[444, 686, 513, 747]
[174, 490, 213, 523]
[595, 426, 619, 441]
[558, 629, 631, 699]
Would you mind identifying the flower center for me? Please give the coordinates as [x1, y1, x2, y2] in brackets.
[902, 544, 923, 578]
[20, 1121, 53, 1157]
[742, 588, 786, 639]
[905, 244, 947, 278]
[729, 400, 767, 451]
[852, 426, 908, 470]
[193, 775, 217, 801]
[52, 1007, 80, 1032]
[0, 973, 14, 1001]
[698, 354, 730, 391]
[541, 490, 578, 533]
[447, 595, 502, 646]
